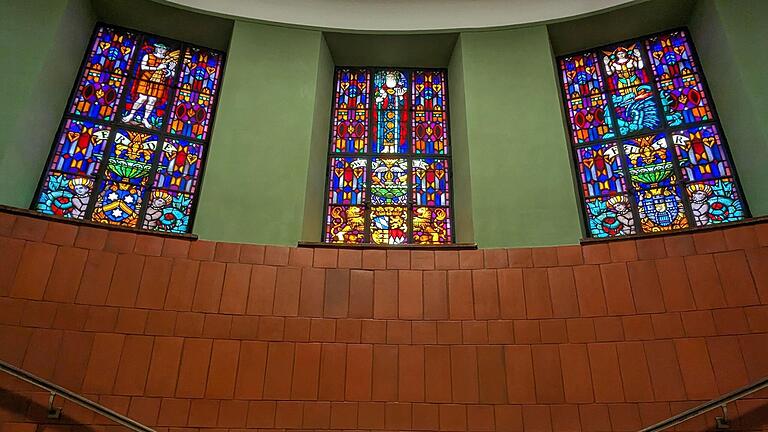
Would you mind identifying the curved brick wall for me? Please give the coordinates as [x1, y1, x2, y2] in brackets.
[0, 210, 767, 431]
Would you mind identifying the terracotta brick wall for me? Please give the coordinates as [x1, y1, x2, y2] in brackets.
[1, 210, 767, 431]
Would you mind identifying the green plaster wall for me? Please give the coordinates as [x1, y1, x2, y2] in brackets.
[193, 20, 327, 245]
[457, 26, 583, 247]
[689, 0, 768, 216]
[0, 0, 95, 208]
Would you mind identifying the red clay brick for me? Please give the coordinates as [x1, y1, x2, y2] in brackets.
[616, 341, 654, 402]
[362, 249, 387, 269]
[627, 260, 665, 313]
[235, 341, 268, 399]
[425, 345, 452, 402]
[105, 254, 145, 307]
[263, 342, 295, 399]
[12, 217, 47, 241]
[675, 338, 718, 400]
[566, 318, 596, 343]
[264, 245, 289, 265]
[559, 344, 594, 403]
[423, 270, 449, 320]
[135, 256, 172, 309]
[514, 319, 541, 343]
[43, 222, 77, 246]
[580, 404, 612, 431]
[435, 250, 459, 269]
[314, 248, 338, 268]
[299, 266, 325, 317]
[246, 400, 275, 427]
[484, 248, 509, 268]
[325, 268, 350, 317]
[477, 345, 508, 403]
[540, 319, 568, 343]
[188, 399, 219, 427]
[176, 338, 212, 398]
[644, 340, 687, 400]
[44, 246, 87, 302]
[583, 243, 610, 264]
[498, 268, 525, 318]
[192, 261, 225, 312]
[532, 247, 558, 267]
[133, 235, 163, 256]
[473, 269, 500, 319]
[636, 237, 666, 260]
[113, 335, 153, 395]
[214, 242, 240, 262]
[462, 321, 489, 344]
[346, 343, 373, 400]
[206, 339, 240, 398]
[10, 242, 57, 300]
[655, 256, 696, 311]
[399, 345, 425, 402]
[145, 336, 183, 396]
[330, 401, 357, 429]
[374, 270, 399, 318]
[600, 262, 636, 315]
[75, 250, 118, 305]
[161, 238, 189, 258]
[712, 308, 750, 335]
[556, 245, 583, 266]
[283, 316, 311, 341]
[623, 315, 654, 340]
[303, 401, 331, 428]
[707, 336, 750, 394]
[387, 319, 411, 344]
[247, 265, 277, 315]
[532, 345, 565, 403]
[439, 404, 467, 431]
[451, 345, 479, 402]
[715, 251, 760, 306]
[238, 243, 264, 263]
[291, 343, 322, 399]
[684, 254, 727, 308]
[164, 258, 199, 311]
[399, 270, 423, 319]
[114, 307, 148, 334]
[573, 265, 607, 316]
[523, 268, 553, 318]
[310, 317, 335, 341]
[349, 269, 374, 318]
[609, 404, 642, 431]
[272, 266, 301, 316]
[173, 311, 204, 337]
[387, 249, 410, 269]
[414, 403, 440, 430]
[651, 312, 685, 338]
[693, 230, 727, 254]
[22, 328, 62, 380]
[681, 310, 717, 337]
[609, 240, 638, 262]
[338, 248, 362, 268]
[508, 248, 533, 267]
[467, 404, 495, 431]
[372, 344, 398, 401]
[358, 401, 385, 429]
[547, 267, 580, 318]
[459, 249, 483, 269]
[82, 333, 124, 393]
[588, 343, 625, 402]
[522, 405, 552, 432]
[411, 250, 435, 270]
[218, 399, 249, 428]
[412, 320, 437, 344]
[319, 343, 347, 400]
[664, 234, 696, 256]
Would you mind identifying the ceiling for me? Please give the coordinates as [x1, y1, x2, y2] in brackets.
[153, 0, 643, 32]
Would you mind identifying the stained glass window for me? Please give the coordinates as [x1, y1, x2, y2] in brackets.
[33, 24, 224, 234]
[558, 29, 747, 238]
[324, 68, 453, 244]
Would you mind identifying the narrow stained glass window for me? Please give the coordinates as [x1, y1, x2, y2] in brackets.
[33, 24, 224, 234]
[324, 68, 454, 244]
[558, 29, 748, 238]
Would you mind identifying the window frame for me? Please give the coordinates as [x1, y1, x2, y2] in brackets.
[557, 26, 751, 240]
[30, 22, 227, 235]
[322, 66, 457, 245]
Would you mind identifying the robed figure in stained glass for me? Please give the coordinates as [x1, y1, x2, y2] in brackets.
[374, 71, 408, 153]
[122, 43, 179, 128]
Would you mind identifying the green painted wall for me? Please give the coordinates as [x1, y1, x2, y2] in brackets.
[193, 20, 327, 245]
[689, 0, 768, 216]
[0, 0, 95, 207]
[457, 26, 583, 247]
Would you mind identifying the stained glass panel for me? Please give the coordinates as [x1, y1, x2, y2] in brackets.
[85, 27, 136, 74]
[154, 139, 203, 193]
[371, 158, 408, 205]
[105, 129, 158, 185]
[413, 159, 449, 206]
[34, 25, 223, 234]
[575, 142, 625, 197]
[635, 186, 689, 232]
[325, 205, 365, 243]
[610, 85, 662, 136]
[412, 70, 445, 111]
[370, 206, 408, 245]
[658, 75, 712, 126]
[51, 119, 110, 176]
[560, 53, 603, 99]
[645, 31, 696, 80]
[35, 172, 93, 220]
[584, 195, 636, 238]
[332, 109, 368, 153]
[324, 68, 453, 244]
[558, 30, 748, 239]
[69, 69, 126, 121]
[686, 179, 744, 226]
[328, 157, 367, 205]
[167, 89, 213, 140]
[413, 207, 451, 244]
[672, 125, 731, 181]
[92, 180, 145, 227]
[567, 94, 614, 144]
[335, 69, 369, 109]
[179, 46, 223, 94]
[142, 190, 192, 233]
[412, 111, 448, 154]
[601, 43, 650, 91]
[623, 134, 676, 188]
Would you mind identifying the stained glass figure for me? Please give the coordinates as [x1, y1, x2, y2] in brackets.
[672, 125, 731, 181]
[611, 85, 661, 135]
[623, 134, 676, 188]
[35, 172, 93, 219]
[325, 205, 365, 243]
[85, 27, 136, 74]
[559, 30, 747, 239]
[324, 67, 454, 244]
[154, 139, 203, 193]
[335, 69, 370, 109]
[584, 195, 636, 238]
[142, 189, 192, 233]
[412, 111, 447, 154]
[560, 53, 603, 99]
[179, 47, 222, 94]
[413, 207, 451, 244]
[657, 75, 712, 126]
[567, 94, 614, 143]
[329, 157, 366, 205]
[413, 159, 449, 206]
[576, 143, 625, 197]
[371, 158, 408, 205]
[686, 179, 744, 226]
[51, 119, 110, 176]
[34, 25, 224, 234]
[412, 70, 446, 111]
[332, 109, 368, 153]
[645, 31, 696, 80]
[635, 186, 688, 232]
[69, 70, 126, 121]
[370, 206, 408, 245]
[602, 44, 649, 92]
[92, 180, 145, 227]
[167, 89, 213, 140]
[105, 130, 158, 185]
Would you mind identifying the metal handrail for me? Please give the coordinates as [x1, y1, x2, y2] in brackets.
[0, 359, 155, 432]
[639, 375, 768, 431]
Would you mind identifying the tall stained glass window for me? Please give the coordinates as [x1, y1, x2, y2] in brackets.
[33, 24, 224, 234]
[558, 29, 748, 239]
[324, 68, 453, 244]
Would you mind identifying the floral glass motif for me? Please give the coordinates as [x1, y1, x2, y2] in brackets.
[34, 24, 223, 233]
[324, 68, 453, 244]
[557, 29, 747, 238]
